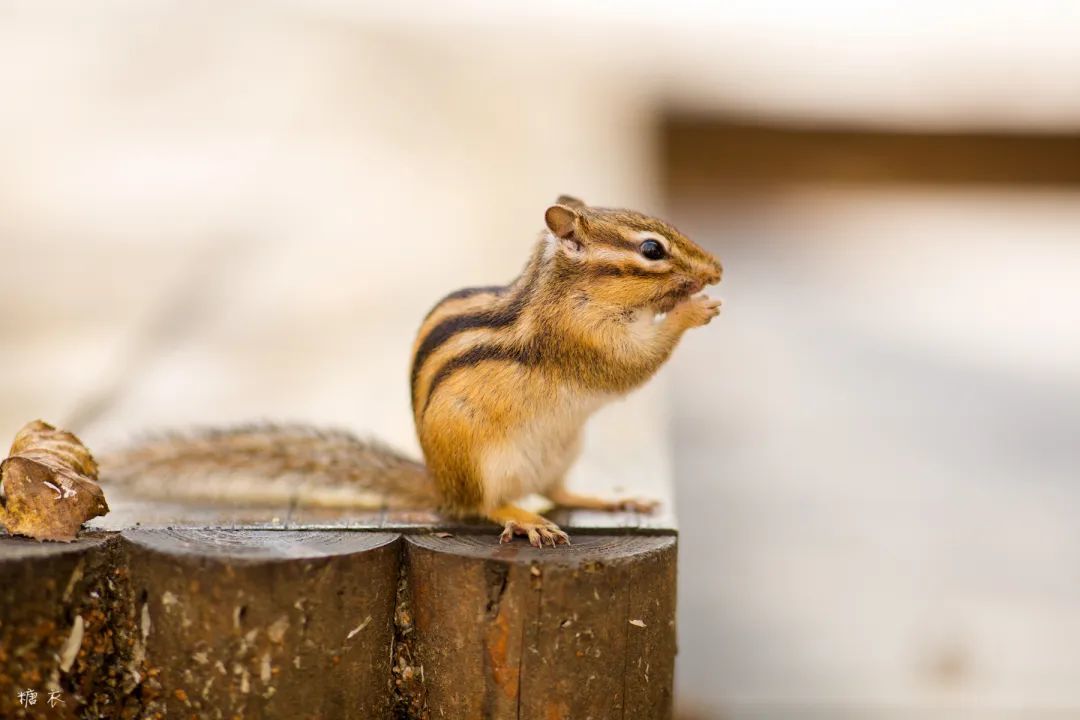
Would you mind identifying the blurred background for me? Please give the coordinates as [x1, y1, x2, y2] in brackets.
[2, 2, 1079, 718]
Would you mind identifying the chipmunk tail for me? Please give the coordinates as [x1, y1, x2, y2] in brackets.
[98, 423, 438, 510]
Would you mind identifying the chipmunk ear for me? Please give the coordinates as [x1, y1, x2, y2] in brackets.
[545, 203, 581, 241]
[555, 195, 586, 210]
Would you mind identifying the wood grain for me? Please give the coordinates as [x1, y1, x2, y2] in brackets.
[121, 529, 400, 718]
[0, 534, 121, 720]
[402, 533, 677, 719]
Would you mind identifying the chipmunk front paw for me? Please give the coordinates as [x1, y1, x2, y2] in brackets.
[672, 294, 722, 328]
[499, 519, 570, 548]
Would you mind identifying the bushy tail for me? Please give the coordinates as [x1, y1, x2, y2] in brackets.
[98, 424, 438, 510]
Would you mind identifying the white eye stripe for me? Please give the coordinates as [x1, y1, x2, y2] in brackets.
[590, 246, 639, 263]
[584, 245, 669, 273]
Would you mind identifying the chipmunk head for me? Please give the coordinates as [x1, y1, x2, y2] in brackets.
[543, 195, 722, 313]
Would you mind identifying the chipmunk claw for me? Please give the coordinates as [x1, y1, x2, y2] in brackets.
[500, 520, 570, 548]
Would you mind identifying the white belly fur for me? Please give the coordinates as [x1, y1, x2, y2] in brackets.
[480, 389, 610, 508]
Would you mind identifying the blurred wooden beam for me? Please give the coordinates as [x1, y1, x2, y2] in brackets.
[664, 116, 1080, 190]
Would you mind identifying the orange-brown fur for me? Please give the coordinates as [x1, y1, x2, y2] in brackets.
[410, 196, 721, 545]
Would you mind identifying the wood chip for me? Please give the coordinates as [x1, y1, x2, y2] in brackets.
[0, 420, 109, 541]
[629, 619, 647, 628]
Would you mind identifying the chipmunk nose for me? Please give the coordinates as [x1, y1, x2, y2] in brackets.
[702, 259, 723, 285]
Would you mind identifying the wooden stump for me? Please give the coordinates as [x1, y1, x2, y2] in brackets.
[1, 503, 677, 718]
[403, 534, 677, 720]
[121, 529, 400, 719]
[0, 534, 123, 720]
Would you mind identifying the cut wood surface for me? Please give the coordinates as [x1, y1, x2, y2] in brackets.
[84, 487, 677, 536]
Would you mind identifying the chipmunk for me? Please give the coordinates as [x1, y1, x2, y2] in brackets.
[101, 196, 722, 547]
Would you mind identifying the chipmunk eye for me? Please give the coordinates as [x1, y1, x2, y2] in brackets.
[639, 239, 666, 261]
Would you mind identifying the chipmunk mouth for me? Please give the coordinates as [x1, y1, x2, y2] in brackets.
[654, 292, 692, 314]
[652, 279, 706, 313]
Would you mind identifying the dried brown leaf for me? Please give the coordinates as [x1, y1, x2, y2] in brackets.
[0, 420, 109, 541]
